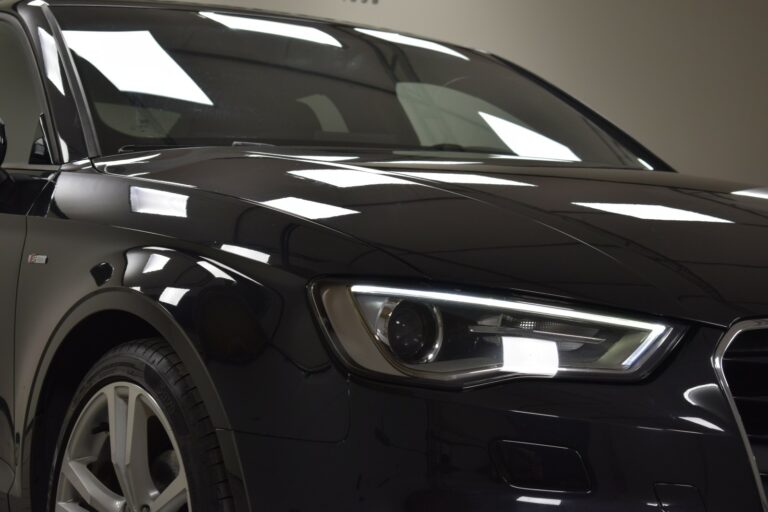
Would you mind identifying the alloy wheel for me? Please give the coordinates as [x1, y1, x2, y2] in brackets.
[55, 381, 190, 512]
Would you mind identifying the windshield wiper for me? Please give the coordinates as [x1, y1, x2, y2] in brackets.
[117, 141, 518, 157]
[119, 141, 277, 153]
[425, 143, 518, 156]
[118, 144, 198, 153]
[231, 141, 276, 148]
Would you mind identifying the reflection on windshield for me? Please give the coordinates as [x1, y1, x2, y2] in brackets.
[38, 28, 65, 95]
[479, 112, 580, 162]
[55, 6, 656, 168]
[200, 11, 342, 47]
[355, 28, 468, 60]
[733, 188, 768, 200]
[58, 136, 69, 162]
[63, 30, 213, 105]
[637, 158, 654, 170]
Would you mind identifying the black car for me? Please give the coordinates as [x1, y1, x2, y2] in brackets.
[0, 1, 766, 511]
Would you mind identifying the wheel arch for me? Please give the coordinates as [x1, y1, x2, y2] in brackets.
[17, 242, 285, 511]
[22, 290, 236, 511]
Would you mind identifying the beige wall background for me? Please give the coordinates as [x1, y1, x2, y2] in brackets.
[162, 0, 768, 184]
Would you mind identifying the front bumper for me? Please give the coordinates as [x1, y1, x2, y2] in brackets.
[234, 324, 762, 511]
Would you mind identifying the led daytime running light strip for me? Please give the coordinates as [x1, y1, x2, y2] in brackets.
[350, 285, 668, 367]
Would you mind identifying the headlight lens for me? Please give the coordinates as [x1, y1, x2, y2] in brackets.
[314, 283, 683, 386]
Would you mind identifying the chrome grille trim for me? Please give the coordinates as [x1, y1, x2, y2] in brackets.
[713, 319, 768, 511]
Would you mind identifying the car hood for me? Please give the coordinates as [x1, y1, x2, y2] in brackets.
[98, 146, 768, 326]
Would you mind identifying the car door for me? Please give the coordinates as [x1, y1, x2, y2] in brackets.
[0, 15, 57, 502]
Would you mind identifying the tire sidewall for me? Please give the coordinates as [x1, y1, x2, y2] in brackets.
[47, 343, 211, 512]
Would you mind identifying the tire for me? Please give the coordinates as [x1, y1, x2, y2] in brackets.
[47, 338, 233, 512]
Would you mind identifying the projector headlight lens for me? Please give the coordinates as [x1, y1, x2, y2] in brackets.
[313, 283, 683, 386]
[377, 299, 443, 364]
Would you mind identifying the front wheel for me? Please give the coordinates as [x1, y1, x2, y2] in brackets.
[48, 339, 232, 512]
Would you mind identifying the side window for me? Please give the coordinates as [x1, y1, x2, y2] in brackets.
[0, 19, 50, 167]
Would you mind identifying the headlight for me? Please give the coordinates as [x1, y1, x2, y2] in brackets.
[312, 282, 684, 387]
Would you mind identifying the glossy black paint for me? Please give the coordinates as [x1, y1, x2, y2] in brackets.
[236, 326, 759, 511]
[0, 1, 764, 511]
[97, 145, 768, 326]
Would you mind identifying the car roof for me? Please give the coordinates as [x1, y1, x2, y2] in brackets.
[2, 0, 380, 29]
[1, 0, 483, 59]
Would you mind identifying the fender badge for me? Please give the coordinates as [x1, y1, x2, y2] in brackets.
[27, 254, 48, 265]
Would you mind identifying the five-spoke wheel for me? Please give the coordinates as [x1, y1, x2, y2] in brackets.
[55, 382, 189, 512]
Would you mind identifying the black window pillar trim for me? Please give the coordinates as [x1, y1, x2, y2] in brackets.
[39, 4, 100, 159]
[0, 10, 62, 165]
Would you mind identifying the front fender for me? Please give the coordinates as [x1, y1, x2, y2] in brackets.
[122, 247, 352, 443]
[15, 241, 350, 511]
[25, 285, 232, 433]
[25, 245, 351, 441]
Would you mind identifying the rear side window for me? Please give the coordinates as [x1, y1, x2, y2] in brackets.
[0, 19, 50, 166]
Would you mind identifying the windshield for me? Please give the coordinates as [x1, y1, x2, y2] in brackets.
[53, 6, 655, 169]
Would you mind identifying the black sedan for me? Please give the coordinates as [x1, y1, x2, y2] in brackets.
[0, 1, 765, 511]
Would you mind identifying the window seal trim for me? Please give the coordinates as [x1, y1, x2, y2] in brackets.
[5, 164, 60, 173]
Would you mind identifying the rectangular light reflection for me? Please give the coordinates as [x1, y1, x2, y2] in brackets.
[480, 112, 580, 162]
[63, 30, 213, 105]
[289, 169, 411, 188]
[501, 337, 559, 376]
[220, 244, 271, 264]
[733, 188, 768, 200]
[399, 172, 534, 187]
[200, 11, 342, 47]
[38, 28, 65, 95]
[130, 187, 189, 218]
[159, 287, 189, 306]
[260, 197, 359, 219]
[355, 28, 468, 60]
[573, 202, 733, 223]
[517, 496, 562, 506]
[142, 254, 170, 273]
